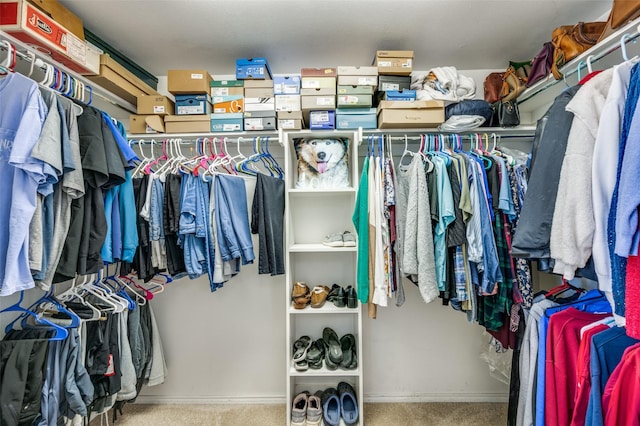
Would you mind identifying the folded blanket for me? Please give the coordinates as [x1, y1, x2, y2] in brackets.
[411, 66, 476, 104]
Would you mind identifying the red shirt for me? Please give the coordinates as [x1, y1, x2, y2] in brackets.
[603, 343, 640, 426]
[545, 308, 611, 426]
[570, 323, 610, 426]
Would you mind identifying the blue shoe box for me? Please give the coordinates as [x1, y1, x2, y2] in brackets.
[309, 110, 336, 130]
[336, 108, 377, 130]
[385, 89, 417, 101]
[175, 94, 212, 115]
[274, 75, 301, 94]
[236, 57, 272, 80]
[211, 113, 244, 132]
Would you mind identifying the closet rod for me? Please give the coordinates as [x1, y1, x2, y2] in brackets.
[0, 31, 137, 113]
[373, 134, 533, 141]
[128, 136, 280, 144]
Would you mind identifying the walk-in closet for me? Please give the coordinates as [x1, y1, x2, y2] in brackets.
[2, 0, 640, 425]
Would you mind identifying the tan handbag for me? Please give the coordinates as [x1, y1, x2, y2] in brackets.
[598, 0, 640, 42]
[501, 66, 527, 102]
[551, 22, 607, 79]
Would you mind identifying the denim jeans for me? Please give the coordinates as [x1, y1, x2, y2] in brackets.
[214, 174, 255, 265]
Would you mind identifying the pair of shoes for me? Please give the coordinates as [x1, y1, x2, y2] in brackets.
[327, 284, 358, 308]
[318, 383, 359, 426]
[295, 331, 357, 371]
[321, 231, 357, 248]
[310, 285, 330, 308]
[292, 282, 311, 309]
[291, 391, 322, 426]
[292, 336, 312, 371]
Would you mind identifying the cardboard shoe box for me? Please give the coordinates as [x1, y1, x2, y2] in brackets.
[244, 97, 275, 112]
[338, 85, 375, 95]
[243, 111, 276, 131]
[301, 87, 335, 96]
[236, 57, 272, 80]
[377, 100, 445, 128]
[309, 110, 336, 130]
[274, 75, 301, 94]
[385, 89, 417, 101]
[336, 108, 377, 130]
[129, 114, 165, 134]
[301, 95, 336, 110]
[168, 69, 212, 94]
[375, 50, 414, 76]
[211, 113, 244, 132]
[212, 95, 244, 113]
[165, 114, 211, 133]
[337, 66, 378, 86]
[137, 95, 174, 115]
[275, 95, 301, 112]
[1, 0, 92, 74]
[301, 77, 336, 90]
[88, 54, 159, 104]
[301, 68, 337, 77]
[211, 80, 244, 97]
[378, 75, 412, 91]
[337, 94, 373, 108]
[175, 94, 211, 115]
[277, 111, 303, 130]
[244, 88, 274, 98]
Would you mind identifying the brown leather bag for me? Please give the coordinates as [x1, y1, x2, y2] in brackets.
[501, 66, 527, 102]
[598, 0, 640, 42]
[551, 22, 607, 79]
[484, 72, 505, 104]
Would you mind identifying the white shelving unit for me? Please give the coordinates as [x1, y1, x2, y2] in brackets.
[284, 130, 364, 426]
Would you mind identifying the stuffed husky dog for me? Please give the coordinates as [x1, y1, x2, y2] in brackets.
[294, 137, 349, 189]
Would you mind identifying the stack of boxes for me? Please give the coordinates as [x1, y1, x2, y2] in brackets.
[335, 66, 378, 130]
[274, 75, 302, 130]
[375, 50, 444, 128]
[211, 79, 244, 132]
[165, 69, 213, 133]
[301, 68, 337, 130]
[236, 58, 276, 132]
[127, 50, 448, 134]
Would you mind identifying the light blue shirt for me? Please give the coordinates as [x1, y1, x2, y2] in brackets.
[0, 73, 48, 296]
[432, 156, 455, 291]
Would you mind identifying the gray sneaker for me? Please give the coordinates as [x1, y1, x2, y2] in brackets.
[291, 392, 308, 426]
[322, 232, 344, 247]
[342, 231, 356, 247]
[306, 393, 322, 426]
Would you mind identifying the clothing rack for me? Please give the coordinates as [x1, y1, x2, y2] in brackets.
[0, 30, 137, 113]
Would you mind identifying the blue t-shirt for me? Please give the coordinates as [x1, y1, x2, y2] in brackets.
[585, 326, 640, 426]
[0, 73, 48, 296]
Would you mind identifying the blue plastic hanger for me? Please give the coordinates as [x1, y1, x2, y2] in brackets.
[1, 291, 68, 340]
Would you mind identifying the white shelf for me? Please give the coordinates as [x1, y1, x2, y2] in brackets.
[288, 188, 357, 195]
[289, 303, 360, 314]
[289, 244, 357, 253]
[290, 363, 361, 377]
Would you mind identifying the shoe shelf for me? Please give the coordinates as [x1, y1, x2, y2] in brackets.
[289, 243, 358, 253]
[285, 130, 363, 426]
[288, 188, 357, 196]
[289, 303, 360, 314]
[289, 363, 361, 377]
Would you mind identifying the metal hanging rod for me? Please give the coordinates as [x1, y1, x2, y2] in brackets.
[0, 30, 136, 113]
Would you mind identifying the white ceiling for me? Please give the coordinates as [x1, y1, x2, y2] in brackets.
[59, 0, 612, 76]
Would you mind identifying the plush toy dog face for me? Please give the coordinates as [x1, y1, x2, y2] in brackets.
[294, 138, 349, 189]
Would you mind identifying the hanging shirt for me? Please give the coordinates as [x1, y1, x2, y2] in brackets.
[432, 156, 455, 292]
[352, 157, 370, 304]
[0, 73, 48, 296]
[592, 60, 635, 293]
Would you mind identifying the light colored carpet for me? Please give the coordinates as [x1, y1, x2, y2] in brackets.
[95, 402, 507, 425]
